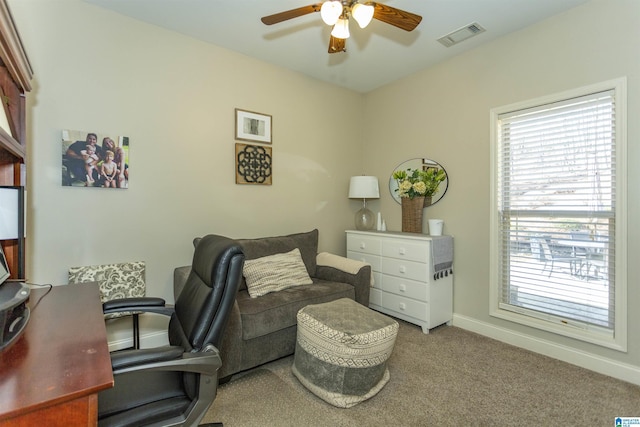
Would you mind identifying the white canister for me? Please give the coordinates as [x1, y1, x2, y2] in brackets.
[428, 219, 444, 236]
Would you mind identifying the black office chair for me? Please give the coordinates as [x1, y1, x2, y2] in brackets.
[97, 234, 245, 427]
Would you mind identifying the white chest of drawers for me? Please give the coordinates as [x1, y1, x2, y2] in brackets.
[346, 230, 453, 334]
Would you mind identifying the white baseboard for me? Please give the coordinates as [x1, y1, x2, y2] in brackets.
[107, 330, 169, 352]
[452, 313, 640, 386]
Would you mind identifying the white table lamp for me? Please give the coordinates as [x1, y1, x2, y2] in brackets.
[348, 176, 379, 230]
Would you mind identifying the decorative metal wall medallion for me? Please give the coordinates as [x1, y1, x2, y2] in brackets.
[235, 143, 272, 185]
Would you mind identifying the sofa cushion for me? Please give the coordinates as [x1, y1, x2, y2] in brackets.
[236, 278, 355, 340]
[243, 248, 313, 298]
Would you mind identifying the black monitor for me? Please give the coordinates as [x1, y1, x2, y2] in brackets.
[0, 186, 24, 279]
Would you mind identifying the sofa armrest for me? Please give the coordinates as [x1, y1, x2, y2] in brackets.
[217, 299, 242, 380]
[315, 253, 371, 306]
[173, 265, 191, 302]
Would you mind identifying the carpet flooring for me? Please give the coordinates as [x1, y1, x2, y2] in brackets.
[202, 320, 640, 426]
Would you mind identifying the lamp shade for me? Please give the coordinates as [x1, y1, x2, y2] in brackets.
[352, 3, 374, 28]
[0, 187, 19, 240]
[331, 17, 350, 39]
[320, 1, 343, 26]
[348, 176, 380, 199]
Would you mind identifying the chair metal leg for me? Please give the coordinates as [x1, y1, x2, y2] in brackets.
[133, 313, 140, 349]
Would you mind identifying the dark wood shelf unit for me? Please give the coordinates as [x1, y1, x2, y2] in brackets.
[0, 0, 32, 281]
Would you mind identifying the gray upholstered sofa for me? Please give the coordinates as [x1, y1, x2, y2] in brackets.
[173, 229, 371, 381]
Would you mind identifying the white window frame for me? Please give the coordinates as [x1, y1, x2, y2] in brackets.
[489, 78, 627, 351]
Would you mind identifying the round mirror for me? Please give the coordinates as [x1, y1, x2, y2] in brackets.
[389, 158, 449, 205]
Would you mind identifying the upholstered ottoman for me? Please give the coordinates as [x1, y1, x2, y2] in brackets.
[292, 298, 399, 408]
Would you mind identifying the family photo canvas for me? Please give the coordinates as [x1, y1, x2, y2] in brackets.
[61, 129, 130, 189]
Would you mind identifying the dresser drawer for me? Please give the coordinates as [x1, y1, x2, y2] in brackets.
[382, 239, 429, 263]
[382, 293, 428, 322]
[347, 234, 382, 255]
[347, 251, 381, 272]
[381, 274, 428, 301]
[369, 287, 383, 306]
[347, 230, 452, 334]
[382, 258, 428, 282]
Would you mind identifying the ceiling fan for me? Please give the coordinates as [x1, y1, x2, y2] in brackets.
[261, 1, 422, 54]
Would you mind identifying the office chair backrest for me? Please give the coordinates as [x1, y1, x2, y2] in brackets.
[169, 234, 244, 352]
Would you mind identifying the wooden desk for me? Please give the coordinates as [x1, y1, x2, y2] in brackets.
[0, 283, 114, 426]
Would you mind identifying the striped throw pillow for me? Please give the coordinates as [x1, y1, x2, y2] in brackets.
[243, 248, 313, 298]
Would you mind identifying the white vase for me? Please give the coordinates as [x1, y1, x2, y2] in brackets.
[428, 219, 444, 236]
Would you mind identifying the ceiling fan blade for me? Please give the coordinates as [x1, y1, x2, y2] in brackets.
[371, 2, 422, 32]
[328, 35, 346, 54]
[261, 4, 322, 25]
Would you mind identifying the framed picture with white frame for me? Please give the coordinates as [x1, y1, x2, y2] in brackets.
[235, 108, 272, 144]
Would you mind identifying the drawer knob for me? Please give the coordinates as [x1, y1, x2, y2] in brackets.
[399, 303, 406, 311]
[399, 248, 406, 255]
[399, 284, 406, 292]
[360, 243, 365, 249]
[399, 266, 406, 274]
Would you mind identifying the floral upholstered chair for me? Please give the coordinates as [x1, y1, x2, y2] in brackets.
[68, 261, 146, 348]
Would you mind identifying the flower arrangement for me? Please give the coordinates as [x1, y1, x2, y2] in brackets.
[393, 167, 446, 199]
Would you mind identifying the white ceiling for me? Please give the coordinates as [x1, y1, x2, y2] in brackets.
[84, 0, 590, 93]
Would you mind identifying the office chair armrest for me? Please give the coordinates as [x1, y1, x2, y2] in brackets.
[111, 346, 185, 371]
[103, 297, 173, 317]
[112, 345, 222, 377]
[104, 296, 166, 309]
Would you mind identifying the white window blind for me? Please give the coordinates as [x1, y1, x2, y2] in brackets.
[492, 82, 626, 348]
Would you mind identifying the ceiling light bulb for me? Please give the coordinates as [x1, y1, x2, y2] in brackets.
[331, 17, 350, 39]
[352, 3, 374, 28]
[321, 1, 343, 26]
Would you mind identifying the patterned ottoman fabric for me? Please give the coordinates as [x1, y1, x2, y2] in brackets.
[292, 298, 398, 408]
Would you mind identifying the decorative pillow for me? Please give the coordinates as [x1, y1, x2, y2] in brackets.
[243, 248, 313, 298]
[238, 229, 319, 277]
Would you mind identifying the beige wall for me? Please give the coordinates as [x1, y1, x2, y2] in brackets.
[9, 0, 640, 378]
[365, 0, 640, 373]
[9, 0, 367, 300]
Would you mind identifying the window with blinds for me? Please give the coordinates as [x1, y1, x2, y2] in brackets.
[490, 79, 627, 350]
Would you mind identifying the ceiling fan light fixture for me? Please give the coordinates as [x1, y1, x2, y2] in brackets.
[321, 1, 343, 26]
[260, 2, 422, 54]
[331, 17, 350, 39]
[351, 3, 374, 28]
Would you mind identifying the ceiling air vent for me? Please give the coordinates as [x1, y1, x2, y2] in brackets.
[437, 22, 486, 47]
